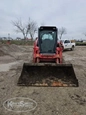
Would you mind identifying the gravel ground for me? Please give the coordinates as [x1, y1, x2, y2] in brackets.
[0, 45, 86, 115]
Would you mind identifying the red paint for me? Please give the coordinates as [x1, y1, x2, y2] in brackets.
[33, 39, 63, 63]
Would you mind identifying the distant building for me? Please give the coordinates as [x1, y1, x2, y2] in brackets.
[16, 37, 21, 40]
[83, 40, 86, 43]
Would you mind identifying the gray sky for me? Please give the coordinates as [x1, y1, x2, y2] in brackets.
[0, 0, 86, 40]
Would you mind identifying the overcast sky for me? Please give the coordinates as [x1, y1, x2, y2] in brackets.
[0, 0, 86, 40]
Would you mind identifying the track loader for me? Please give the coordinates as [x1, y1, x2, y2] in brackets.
[18, 26, 78, 87]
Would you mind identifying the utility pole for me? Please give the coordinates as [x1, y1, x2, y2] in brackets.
[8, 33, 10, 40]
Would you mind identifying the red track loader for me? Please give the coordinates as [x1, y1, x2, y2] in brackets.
[18, 26, 78, 87]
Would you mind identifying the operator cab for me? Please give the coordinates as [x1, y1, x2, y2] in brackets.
[38, 26, 58, 54]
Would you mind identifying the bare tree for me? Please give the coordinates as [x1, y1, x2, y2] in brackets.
[27, 18, 38, 40]
[12, 19, 26, 39]
[12, 18, 37, 40]
[58, 27, 67, 39]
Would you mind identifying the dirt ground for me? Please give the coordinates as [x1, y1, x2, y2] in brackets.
[0, 45, 86, 115]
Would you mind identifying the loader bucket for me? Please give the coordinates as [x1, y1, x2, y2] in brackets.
[18, 63, 78, 87]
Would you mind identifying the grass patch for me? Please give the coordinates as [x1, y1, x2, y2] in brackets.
[76, 42, 86, 46]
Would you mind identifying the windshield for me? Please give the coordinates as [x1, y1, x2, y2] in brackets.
[39, 30, 57, 53]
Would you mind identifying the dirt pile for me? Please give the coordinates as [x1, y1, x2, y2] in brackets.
[0, 44, 23, 56]
[0, 50, 6, 56]
[1, 44, 22, 52]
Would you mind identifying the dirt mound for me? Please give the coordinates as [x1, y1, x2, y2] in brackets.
[10, 44, 23, 52]
[0, 44, 22, 54]
[0, 44, 24, 57]
[0, 50, 6, 56]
